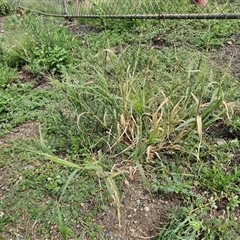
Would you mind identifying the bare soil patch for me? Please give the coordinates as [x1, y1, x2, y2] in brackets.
[0, 121, 38, 145]
[206, 120, 236, 139]
[211, 34, 240, 81]
[13, 69, 50, 89]
[95, 173, 181, 240]
[66, 22, 101, 36]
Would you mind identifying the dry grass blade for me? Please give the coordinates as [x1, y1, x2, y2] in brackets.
[104, 176, 121, 227]
[196, 114, 203, 161]
[196, 115, 202, 143]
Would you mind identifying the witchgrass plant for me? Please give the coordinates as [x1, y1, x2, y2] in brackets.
[0, 26, 36, 67]
[54, 46, 235, 162]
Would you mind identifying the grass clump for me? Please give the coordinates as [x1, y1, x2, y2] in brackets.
[1, 14, 76, 75]
[55, 46, 237, 162]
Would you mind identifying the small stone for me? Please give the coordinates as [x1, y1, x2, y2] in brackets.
[124, 179, 130, 186]
[121, 198, 128, 205]
[104, 231, 111, 237]
[216, 138, 226, 146]
[127, 214, 132, 218]
[219, 214, 225, 220]
[130, 228, 135, 232]
[24, 165, 34, 170]
[144, 206, 150, 212]
[16, 236, 24, 240]
[133, 221, 137, 224]
[0, 30, 4, 33]
[12, 128, 20, 133]
[226, 41, 232, 45]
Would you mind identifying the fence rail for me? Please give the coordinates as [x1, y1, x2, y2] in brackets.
[14, 0, 240, 20]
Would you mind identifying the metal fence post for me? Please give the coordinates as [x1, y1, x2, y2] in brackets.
[61, 0, 68, 16]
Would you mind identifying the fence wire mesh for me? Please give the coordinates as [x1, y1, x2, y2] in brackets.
[15, 0, 240, 19]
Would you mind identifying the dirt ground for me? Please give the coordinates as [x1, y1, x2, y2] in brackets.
[95, 175, 181, 240]
[1, 17, 240, 239]
[211, 32, 240, 81]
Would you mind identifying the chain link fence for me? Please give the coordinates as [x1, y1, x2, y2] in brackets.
[13, 0, 240, 19]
